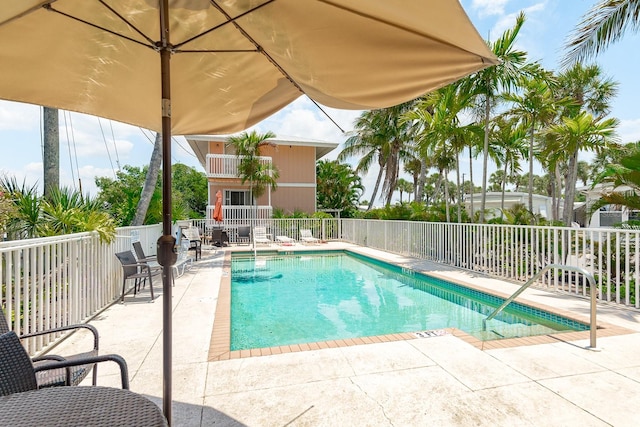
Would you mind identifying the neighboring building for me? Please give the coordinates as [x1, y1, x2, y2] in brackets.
[185, 134, 338, 223]
[464, 191, 562, 220]
[579, 183, 638, 228]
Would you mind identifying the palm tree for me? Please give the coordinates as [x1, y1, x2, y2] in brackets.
[502, 71, 560, 217]
[341, 102, 416, 208]
[562, 0, 640, 67]
[490, 116, 527, 218]
[228, 130, 279, 216]
[133, 132, 162, 226]
[463, 11, 534, 222]
[316, 160, 363, 217]
[395, 178, 414, 203]
[591, 145, 640, 212]
[546, 111, 619, 225]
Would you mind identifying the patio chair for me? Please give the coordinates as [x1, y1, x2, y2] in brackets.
[133, 241, 158, 264]
[254, 226, 273, 245]
[173, 239, 193, 278]
[182, 227, 202, 261]
[0, 306, 99, 389]
[115, 251, 162, 303]
[212, 228, 229, 247]
[275, 235, 296, 246]
[0, 331, 129, 395]
[300, 229, 320, 244]
[237, 225, 251, 245]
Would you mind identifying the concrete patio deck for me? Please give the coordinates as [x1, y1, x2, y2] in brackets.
[53, 243, 640, 426]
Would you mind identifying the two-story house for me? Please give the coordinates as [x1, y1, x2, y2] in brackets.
[185, 134, 338, 223]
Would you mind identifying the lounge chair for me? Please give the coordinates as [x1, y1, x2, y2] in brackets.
[254, 226, 273, 245]
[115, 251, 162, 303]
[237, 225, 251, 245]
[0, 330, 129, 395]
[182, 227, 202, 261]
[173, 239, 193, 278]
[275, 235, 296, 246]
[0, 307, 99, 389]
[211, 228, 229, 247]
[300, 229, 320, 244]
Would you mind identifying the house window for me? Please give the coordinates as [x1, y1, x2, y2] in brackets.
[225, 190, 252, 206]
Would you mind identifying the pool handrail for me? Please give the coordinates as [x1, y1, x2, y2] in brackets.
[482, 264, 598, 350]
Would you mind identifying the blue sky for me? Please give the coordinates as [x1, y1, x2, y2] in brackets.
[1, 1, 639, 203]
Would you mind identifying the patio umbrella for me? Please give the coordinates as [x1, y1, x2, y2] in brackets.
[0, 1, 497, 422]
[213, 190, 223, 223]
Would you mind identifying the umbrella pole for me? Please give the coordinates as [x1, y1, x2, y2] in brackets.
[157, 0, 173, 424]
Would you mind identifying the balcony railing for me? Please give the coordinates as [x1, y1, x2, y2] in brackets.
[205, 154, 272, 178]
[205, 205, 272, 225]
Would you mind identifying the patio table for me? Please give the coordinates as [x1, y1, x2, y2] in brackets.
[0, 386, 167, 426]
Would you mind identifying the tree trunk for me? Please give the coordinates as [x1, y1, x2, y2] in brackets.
[500, 160, 508, 220]
[444, 169, 450, 223]
[416, 159, 427, 203]
[468, 146, 475, 221]
[562, 150, 579, 226]
[43, 107, 59, 200]
[456, 154, 461, 223]
[528, 121, 535, 217]
[133, 132, 162, 226]
[480, 93, 491, 223]
[367, 162, 385, 211]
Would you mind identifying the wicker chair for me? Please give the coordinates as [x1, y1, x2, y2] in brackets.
[0, 331, 128, 396]
[115, 251, 162, 303]
[0, 306, 99, 388]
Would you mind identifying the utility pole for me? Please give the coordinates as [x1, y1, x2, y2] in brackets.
[43, 107, 59, 199]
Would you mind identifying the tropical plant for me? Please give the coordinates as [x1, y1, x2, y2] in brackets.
[229, 131, 279, 207]
[546, 111, 619, 225]
[462, 11, 536, 222]
[591, 145, 640, 212]
[395, 178, 414, 203]
[562, 0, 640, 66]
[316, 160, 363, 218]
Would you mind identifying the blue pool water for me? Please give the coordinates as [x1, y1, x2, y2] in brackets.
[230, 251, 588, 351]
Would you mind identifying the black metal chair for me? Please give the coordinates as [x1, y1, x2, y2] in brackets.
[237, 225, 251, 245]
[0, 306, 99, 389]
[0, 330, 129, 396]
[132, 241, 157, 264]
[212, 228, 229, 247]
[115, 251, 162, 302]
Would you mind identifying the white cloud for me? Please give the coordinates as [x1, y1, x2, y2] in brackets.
[618, 118, 640, 143]
[471, 0, 510, 17]
[0, 101, 40, 131]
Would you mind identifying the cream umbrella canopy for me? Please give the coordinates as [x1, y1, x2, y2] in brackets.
[0, 0, 496, 422]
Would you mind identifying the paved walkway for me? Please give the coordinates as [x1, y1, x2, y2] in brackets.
[53, 243, 640, 426]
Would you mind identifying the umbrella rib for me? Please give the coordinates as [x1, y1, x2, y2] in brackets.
[97, 0, 156, 46]
[173, 0, 276, 50]
[44, 3, 155, 51]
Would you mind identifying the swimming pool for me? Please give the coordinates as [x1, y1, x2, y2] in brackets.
[230, 251, 588, 351]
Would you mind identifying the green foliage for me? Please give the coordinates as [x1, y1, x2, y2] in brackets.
[316, 160, 363, 218]
[1, 178, 116, 243]
[95, 164, 204, 226]
[229, 130, 279, 202]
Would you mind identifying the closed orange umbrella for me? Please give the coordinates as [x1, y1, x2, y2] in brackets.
[213, 190, 223, 223]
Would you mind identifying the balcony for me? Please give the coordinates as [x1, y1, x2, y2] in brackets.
[205, 153, 272, 178]
[205, 205, 272, 224]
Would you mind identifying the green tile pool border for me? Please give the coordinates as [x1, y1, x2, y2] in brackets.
[209, 248, 634, 361]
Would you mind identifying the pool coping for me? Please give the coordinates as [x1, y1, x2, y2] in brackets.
[208, 248, 634, 361]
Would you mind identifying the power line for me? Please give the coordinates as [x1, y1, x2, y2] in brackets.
[97, 118, 117, 178]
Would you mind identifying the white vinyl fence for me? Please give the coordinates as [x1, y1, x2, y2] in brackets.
[0, 224, 162, 355]
[341, 219, 640, 309]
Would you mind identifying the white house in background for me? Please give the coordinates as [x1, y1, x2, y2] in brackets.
[463, 191, 562, 220]
[579, 183, 638, 228]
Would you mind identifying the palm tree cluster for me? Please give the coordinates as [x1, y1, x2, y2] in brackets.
[339, 10, 625, 225]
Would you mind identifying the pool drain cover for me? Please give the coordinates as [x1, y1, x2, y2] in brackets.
[414, 329, 449, 338]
